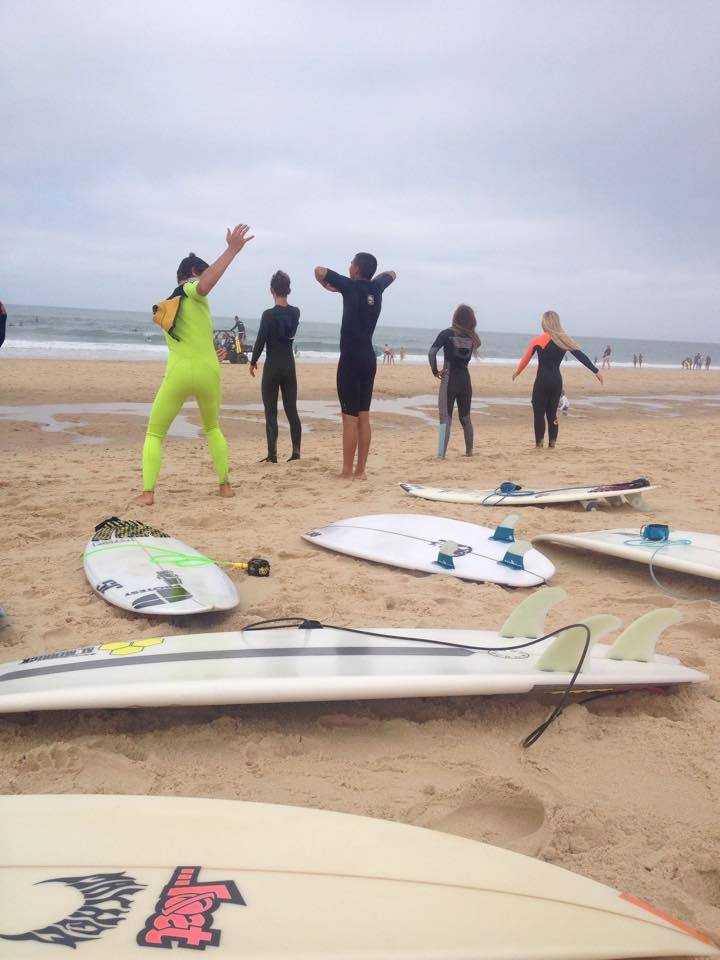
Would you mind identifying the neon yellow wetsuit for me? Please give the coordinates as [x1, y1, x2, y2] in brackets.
[142, 280, 228, 490]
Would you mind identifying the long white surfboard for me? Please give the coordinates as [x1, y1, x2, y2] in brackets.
[401, 478, 655, 509]
[534, 527, 720, 581]
[0, 590, 706, 712]
[303, 513, 554, 587]
[1, 794, 716, 959]
[83, 517, 239, 615]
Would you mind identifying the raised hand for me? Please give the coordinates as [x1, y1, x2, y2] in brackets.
[226, 224, 255, 253]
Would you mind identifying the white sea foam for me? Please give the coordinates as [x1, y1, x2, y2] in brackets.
[1, 339, 687, 369]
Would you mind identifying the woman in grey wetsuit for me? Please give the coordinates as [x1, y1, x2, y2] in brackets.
[250, 271, 302, 463]
[428, 304, 480, 458]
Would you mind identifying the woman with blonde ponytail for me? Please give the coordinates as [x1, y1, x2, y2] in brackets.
[512, 310, 603, 448]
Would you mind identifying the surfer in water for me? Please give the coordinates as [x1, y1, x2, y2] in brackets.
[135, 223, 254, 506]
[250, 270, 302, 463]
[314, 253, 396, 479]
[512, 311, 603, 448]
[428, 304, 480, 458]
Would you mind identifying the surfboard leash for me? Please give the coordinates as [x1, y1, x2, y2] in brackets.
[241, 617, 592, 747]
[623, 528, 718, 604]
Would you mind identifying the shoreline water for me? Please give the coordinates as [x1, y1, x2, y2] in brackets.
[1, 337, 715, 370]
[3, 303, 717, 369]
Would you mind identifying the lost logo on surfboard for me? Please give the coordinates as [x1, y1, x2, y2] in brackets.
[1, 866, 245, 951]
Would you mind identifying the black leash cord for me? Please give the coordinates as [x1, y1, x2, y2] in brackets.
[242, 617, 592, 747]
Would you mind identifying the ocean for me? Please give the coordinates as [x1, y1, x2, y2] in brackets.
[1, 303, 717, 369]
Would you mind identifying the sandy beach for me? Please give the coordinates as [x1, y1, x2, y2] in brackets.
[1, 357, 719, 949]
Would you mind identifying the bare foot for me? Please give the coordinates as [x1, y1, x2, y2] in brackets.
[337, 471, 354, 480]
[353, 471, 367, 481]
[218, 483, 235, 498]
[134, 491, 154, 506]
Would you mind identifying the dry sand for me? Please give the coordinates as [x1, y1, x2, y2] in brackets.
[1, 357, 719, 951]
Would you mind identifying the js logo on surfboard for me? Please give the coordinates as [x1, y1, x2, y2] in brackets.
[1, 866, 244, 951]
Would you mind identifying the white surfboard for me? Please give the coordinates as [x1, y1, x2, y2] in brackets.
[401, 478, 655, 509]
[0, 590, 706, 712]
[1, 794, 716, 959]
[534, 527, 720, 581]
[302, 513, 554, 587]
[83, 517, 239, 616]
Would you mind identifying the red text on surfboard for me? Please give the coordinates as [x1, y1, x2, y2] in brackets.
[137, 866, 245, 949]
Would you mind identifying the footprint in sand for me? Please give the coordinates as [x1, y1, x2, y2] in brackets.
[41, 627, 72, 645]
[428, 778, 545, 845]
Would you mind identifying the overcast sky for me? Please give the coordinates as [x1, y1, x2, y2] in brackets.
[2, 0, 718, 338]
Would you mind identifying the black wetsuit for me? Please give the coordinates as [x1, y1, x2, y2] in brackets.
[0, 305, 6, 350]
[251, 305, 301, 461]
[324, 269, 394, 416]
[428, 328, 474, 457]
[515, 333, 598, 444]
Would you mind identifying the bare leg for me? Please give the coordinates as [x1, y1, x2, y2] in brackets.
[354, 411, 371, 479]
[218, 483, 235, 498]
[339, 414, 358, 479]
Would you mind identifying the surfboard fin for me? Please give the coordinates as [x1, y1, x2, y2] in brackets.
[497, 538, 530, 570]
[607, 608, 682, 662]
[499, 587, 567, 639]
[626, 492, 651, 511]
[490, 513, 521, 543]
[536, 614, 623, 672]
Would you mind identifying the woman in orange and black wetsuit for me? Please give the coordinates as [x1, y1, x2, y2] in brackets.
[512, 311, 603, 448]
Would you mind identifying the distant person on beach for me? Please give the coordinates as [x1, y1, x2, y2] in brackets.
[512, 311, 603, 448]
[249, 270, 301, 464]
[231, 315, 246, 343]
[428, 304, 480, 459]
[0, 301, 6, 350]
[706, 355, 711, 370]
[383, 343, 391, 364]
[400, 346, 405, 361]
[314, 253, 396, 479]
[633, 354, 637, 368]
[135, 223, 254, 506]
[601, 345, 611, 369]
[638, 352, 643, 368]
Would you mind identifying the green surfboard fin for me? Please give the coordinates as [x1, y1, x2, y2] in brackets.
[536, 614, 623, 673]
[499, 587, 567, 639]
[607, 608, 682, 662]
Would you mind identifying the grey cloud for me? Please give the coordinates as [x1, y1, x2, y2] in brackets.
[1, 0, 718, 339]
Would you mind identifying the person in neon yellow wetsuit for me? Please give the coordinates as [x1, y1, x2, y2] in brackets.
[135, 223, 254, 506]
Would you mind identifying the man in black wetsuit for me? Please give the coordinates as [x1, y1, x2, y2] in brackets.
[314, 253, 396, 479]
[0, 301, 7, 351]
